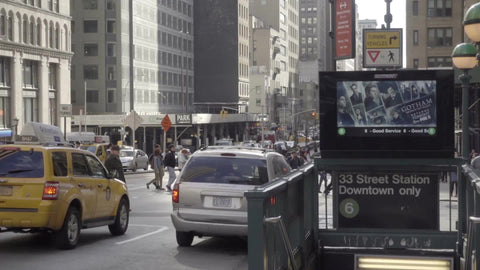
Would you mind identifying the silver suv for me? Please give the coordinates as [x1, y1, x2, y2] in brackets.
[170, 146, 291, 246]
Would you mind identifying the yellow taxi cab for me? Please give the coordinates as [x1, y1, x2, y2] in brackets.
[80, 142, 109, 163]
[0, 123, 129, 249]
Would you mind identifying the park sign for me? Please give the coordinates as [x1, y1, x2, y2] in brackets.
[363, 28, 403, 68]
[334, 171, 439, 230]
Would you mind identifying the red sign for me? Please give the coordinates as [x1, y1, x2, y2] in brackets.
[161, 114, 172, 133]
[335, 0, 355, 59]
[367, 50, 380, 62]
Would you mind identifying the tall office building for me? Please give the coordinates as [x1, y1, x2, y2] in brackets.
[71, 0, 194, 115]
[356, 19, 377, 70]
[406, 0, 462, 69]
[0, 0, 72, 136]
[250, 0, 299, 99]
[249, 16, 289, 126]
[193, 0, 249, 113]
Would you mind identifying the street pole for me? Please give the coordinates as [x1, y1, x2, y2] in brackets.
[84, 81, 87, 133]
[384, 0, 392, 30]
[460, 70, 471, 160]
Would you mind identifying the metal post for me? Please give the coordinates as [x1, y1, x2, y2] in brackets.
[163, 129, 167, 155]
[129, 0, 134, 111]
[63, 117, 66, 140]
[384, 0, 393, 30]
[458, 70, 472, 257]
[84, 81, 87, 133]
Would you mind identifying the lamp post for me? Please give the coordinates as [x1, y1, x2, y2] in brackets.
[451, 3, 480, 269]
[451, 43, 477, 160]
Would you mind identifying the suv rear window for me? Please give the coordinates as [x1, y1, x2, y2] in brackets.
[0, 149, 44, 178]
[180, 156, 268, 185]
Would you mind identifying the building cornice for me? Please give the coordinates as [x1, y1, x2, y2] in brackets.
[0, 0, 72, 21]
[0, 41, 73, 60]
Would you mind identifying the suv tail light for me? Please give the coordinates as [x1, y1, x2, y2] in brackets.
[42, 182, 59, 200]
[172, 184, 179, 203]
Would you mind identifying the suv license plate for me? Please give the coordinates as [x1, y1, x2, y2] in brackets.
[212, 196, 232, 208]
[0, 186, 13, 196]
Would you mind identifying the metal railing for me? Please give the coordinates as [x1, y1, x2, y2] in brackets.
[460, 165, 480, 269]
[245, 163, 318, 270]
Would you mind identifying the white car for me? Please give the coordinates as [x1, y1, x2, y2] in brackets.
[120, 149, 149, 172]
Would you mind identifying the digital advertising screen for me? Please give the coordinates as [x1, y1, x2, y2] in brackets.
[319, 70, 454, 158]
[336, 80, 437, 137]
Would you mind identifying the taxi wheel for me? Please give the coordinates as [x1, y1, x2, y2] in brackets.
[176, 231, 194, 247]
[109, 198, 129, 236]
[55, 207, 81, 250]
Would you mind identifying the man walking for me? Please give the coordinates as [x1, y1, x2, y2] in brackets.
[105, 145, 125, 182]
[164, 144, 177, 191]
[146, 148, 164, 189]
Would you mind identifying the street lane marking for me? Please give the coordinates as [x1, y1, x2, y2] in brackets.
[116, 226, 168, 245]
[129, 224, 166, 228]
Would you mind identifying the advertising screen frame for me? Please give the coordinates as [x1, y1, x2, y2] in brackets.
[319, 70, 454, 158]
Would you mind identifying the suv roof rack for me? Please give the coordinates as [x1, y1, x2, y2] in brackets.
[199, 145, 272, 153]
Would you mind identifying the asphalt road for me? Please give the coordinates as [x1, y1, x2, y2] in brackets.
[0, 172, 248, 270]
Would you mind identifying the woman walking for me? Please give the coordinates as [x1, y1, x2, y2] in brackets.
[146, 148, 165, 190]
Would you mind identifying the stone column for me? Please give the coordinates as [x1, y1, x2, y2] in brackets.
[38, 56, 49, 123]
[10, 52, 23, 132]
[211, 124, 216, 145]
[58, 59, 71, 133]
[203, 124, 208, 147]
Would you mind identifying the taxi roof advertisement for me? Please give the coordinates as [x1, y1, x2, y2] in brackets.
[335, 0, 356, 60]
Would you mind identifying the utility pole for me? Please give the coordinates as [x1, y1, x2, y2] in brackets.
[385, 0, 393, 30]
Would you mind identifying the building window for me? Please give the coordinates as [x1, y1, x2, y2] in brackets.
[54, 0, 59, 12]
[107, 0, 116, 10]
[84, 43, 98, 56]
[0, 96, 9, 129]
[37, 23, 41, 46]
[49, 64, 57, 90]
[7, 15, 12, 41]
[82, 0, 97, 9]
[23, 60, 38, 89]
[83, 20, 98, 33]
[107, 89, 115, 104]
[428, 56, 452, 67]
[280, 13, 286, 24]
[428, 28, 452, 47]
[48, 0, 52, 10]
[107, 43, 116, 57]
[413, 58, 419, 69]
[428, 0, 452, 17]
[24, 97, 38, 123]
[83, 65, 98, 80]
[412, 1, 419, 16]
[107, 65, 115, 80]
[0, 57, 10, 87]
[86, 90, 99, 103]
[106, 20, 115, 33]
[413, 30, 419, 45]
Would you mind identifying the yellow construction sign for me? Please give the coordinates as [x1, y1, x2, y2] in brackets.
[364, 30, 401, 49]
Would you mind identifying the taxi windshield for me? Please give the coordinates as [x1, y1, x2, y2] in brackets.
[0, 149, 44, 178]
[80, 146, 97, 154]
[120, 150, 134, 157]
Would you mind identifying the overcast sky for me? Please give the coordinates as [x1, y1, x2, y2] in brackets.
[356, 0, 407, 66]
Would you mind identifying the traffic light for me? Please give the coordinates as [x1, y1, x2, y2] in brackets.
[220, 109, 228, 118]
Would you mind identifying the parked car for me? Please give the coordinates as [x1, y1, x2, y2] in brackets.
[170, 146, 292, 246]
[119, 148, 149, 172]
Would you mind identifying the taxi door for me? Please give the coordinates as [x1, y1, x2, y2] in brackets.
[95, 145, 107, 163]
[71, 153, 97, 220]
[85, 155, 116, 218]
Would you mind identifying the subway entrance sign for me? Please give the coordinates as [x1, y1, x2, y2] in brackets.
[363, 28, 403, 68]
[334, 171, 439, 230]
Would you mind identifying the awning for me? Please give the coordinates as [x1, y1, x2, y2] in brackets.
[0, 129, 12, 138]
